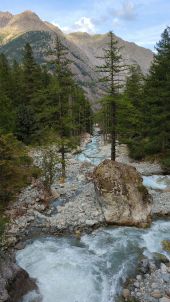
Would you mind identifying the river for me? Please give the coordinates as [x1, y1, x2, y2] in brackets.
[16, 129, 170, 302]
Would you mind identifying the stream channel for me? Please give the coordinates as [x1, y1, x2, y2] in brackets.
[16, 129, 170, 302]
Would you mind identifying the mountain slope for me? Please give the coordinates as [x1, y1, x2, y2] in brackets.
[0, 30, 100, 104]
[67, 32, 153, 75]
[0, 10, 153, 107]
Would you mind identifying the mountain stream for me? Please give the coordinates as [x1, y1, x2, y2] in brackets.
[16, 130, 170, 302]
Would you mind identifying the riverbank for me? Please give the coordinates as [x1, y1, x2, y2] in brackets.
[2, 132, 169, 250]
[123, 251, 170, 302]
[0, 129, 170, 302]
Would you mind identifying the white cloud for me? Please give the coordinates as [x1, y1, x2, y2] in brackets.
[74, 17, 96, 33]
[53, 17, 96, 34]
[112, 17, 121, 27]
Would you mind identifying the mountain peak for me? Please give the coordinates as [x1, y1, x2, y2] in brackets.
[11, 10, 42, 22]
[19, 10, 40, 18]
[22, 10, 34, 14]
[0, 10, 53, 42]
[0, 11, 13, 28]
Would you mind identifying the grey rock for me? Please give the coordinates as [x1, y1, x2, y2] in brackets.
[0, 254, 37, 302]
[122, 289, 130, 299]
[134, 281, 140, 288]
[162, 274, 170, 283]
[161, 263, 168, 274]
[136, 274, 142, 281]
[151, 290, 162, 299]
[159, 298, 170, 302]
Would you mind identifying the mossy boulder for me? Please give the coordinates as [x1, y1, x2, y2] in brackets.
[153, 252, 169, 264]
[162, 240, 170, 252]
[93, 160, 152, 227]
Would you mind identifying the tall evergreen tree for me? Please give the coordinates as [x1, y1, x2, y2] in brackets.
[22, 43, 42, 100]
[124, 65, 144, 107]
[96, 31, 125, 160]
[117, 64, 144, 144]
[143, 27, 170, 155]
[15, 44, 41, 144]
[0, 53, 12, 97]
[48, 37, 77, 178]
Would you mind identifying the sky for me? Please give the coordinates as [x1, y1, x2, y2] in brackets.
[1, 0, 169, 50]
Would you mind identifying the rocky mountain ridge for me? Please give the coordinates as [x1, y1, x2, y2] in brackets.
[0, 11, 13, 28]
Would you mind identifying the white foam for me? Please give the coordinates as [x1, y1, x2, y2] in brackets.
[143, 175, 170, 190]
[141, 220, 170, 259]
[17, 227, 144, 302]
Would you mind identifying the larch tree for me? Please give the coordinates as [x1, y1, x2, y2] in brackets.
[96, 31, 126, 160]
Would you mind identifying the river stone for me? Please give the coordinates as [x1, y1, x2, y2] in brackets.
[0, 254, 37, 302]
[51, 188, 60, 199]
[162, 273, 170, 283]
[122, 288, 130, 299]
[161, 263, 168, 274]
[153, 253, 169, 264]
[93, 160, 152, 227]
[151, 290, 162, 298]
[162, 240, 170, 252]
[159, 298, 170, 302]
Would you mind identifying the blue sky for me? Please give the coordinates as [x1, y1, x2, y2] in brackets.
[1, 0, 169, 50]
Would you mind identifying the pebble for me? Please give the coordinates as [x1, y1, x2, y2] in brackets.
[161, 264, 168, 274]
[136, 275, 142, 281]
[125, 257, 170, 302]
[122, 289, 130, 299]
[134, 281, 140, 288]
[151, 290, 162, 298]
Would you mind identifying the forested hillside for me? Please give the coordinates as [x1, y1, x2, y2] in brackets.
[96, 27, 170, 171]
[0, 38, 93, 234]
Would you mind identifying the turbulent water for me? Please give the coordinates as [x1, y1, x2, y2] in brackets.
[143, 175, 170, 190]
[17, 221, 170, 302]
[17, 129, 170, 302]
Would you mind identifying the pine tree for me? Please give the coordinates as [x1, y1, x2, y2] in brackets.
[0, 54, 15, 133]
[96, 31, 125, 160]
[124, 64, 144, 107]
[117, 64, 144, 144]
[143, 27, 170, 156]
[15, 44, 41, 144]
[22, 43, 42, 100]
[47, 36, 76, 178]
[0, 53, 12, 97]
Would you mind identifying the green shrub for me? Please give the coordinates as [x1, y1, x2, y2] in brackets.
[0, 216, 8, 240]
[0, 133, 39, 205]
[160, 153, 170, 172]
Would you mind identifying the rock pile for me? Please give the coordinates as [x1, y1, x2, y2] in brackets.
[123, 257, 170, 302]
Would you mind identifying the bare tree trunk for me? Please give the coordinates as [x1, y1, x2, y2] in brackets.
[111, 101, 116, 161]
[61, 143, 66, 179]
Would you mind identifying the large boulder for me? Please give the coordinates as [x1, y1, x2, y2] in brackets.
[93, 160, 152, 227]
[0, 253, 38, 302]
